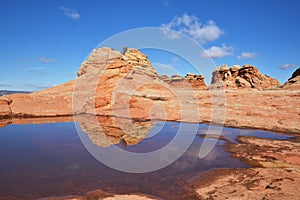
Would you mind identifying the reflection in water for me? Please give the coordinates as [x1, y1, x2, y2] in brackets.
[0, 117, 291, 200]
[76, 114, 154, 147]
[0, 116, 74, 128]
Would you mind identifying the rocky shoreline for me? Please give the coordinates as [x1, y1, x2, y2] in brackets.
[38, 191, 158, 200]
[187, 135, 300, 199]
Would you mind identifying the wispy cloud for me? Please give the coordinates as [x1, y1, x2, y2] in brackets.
[161, 13, 223, 44]
[23, 83, 54, 90]
[237, 52, 257, 60]
[26, 67, 44, 71]
[39, 57, 56, 64]
[0, 83, 12, 88]
[202, 44, 234, 59]
[60, 6, 80, 20]
[280, 63, 298, 70]
[24, 67, 47, 75]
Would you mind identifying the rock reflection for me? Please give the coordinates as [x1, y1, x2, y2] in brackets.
[0, 116, 74, 128]
[75, 114, 154, 147]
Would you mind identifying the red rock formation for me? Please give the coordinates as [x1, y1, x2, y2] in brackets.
[0, 48, 299, 134]
[0, 97, 11, 119]
[282, 67, 300, 90]
[6, 80, 74, 118]
[161, 73, 207, 89]
[73, 47, 174, 120]
[185, 73, 207, 89]
[238, 65, 281, 89]
[211, 64, 281, 90]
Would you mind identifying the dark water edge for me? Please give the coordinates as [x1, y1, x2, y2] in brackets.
[0, 121, 291, 200]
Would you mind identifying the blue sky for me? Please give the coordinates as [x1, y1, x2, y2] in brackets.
[0, 0, 299, 90]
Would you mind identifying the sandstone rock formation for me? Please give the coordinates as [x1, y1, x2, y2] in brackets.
[161, 73, 206, 89]
[211, 64, 281, 90]
[77, 47, 154, 78]
[290, 67, 300, 79]
[73, 47, 183, 121]
[185, 73, 207, 89]
[282, 67, 300, 90]
[0, 97, 12, 119]
[5, 80, 74, 118]
[0, 47, 299, 134]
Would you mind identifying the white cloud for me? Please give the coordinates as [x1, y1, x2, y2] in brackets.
[280, 63, 298, 70]
[60, 6, 80, 20]
[161, 27, 181, 40]
[161, 13, 223, 44]
[202, 44, 234, 59]
[26, 67, 44, 71]
[237, 52, 257, 60]
[39, 57, 56, 64]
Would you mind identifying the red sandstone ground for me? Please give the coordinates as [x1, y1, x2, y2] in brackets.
[1, 88, 299, 134]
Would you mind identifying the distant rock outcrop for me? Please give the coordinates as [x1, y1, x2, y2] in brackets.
[185, 73, 207, 89]
[289, 67, 300, 79]
[211, 64, 281, 89]
[161, 73, 207, 89]
[282, 67, 300, 90]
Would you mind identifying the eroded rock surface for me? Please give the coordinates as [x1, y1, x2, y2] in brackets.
[227, 136, 300, 168]
[211, 64, 281, 89]
[0, 97, 11, 119]
[191, 168, 300, 200]
[161, 73, 207, 89]
[189, 135, 300, 199]
[0, 47, 299, 134]
[282, 67, 300, 90]
[4, 80, 74, 118]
